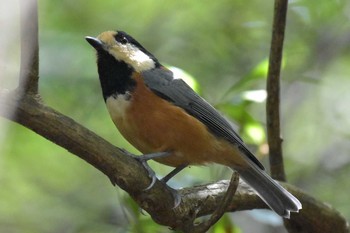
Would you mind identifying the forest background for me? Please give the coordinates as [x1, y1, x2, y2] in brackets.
[1, 0, 350, 232]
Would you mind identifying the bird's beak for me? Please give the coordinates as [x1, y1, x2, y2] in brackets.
[85, 36, 104, 50]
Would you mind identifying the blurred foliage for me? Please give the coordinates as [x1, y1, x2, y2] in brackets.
[1, 0, 350, 232]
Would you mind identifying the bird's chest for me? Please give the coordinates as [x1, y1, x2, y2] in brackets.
[105, 93, 132, 123]
[104, 74, 233, 168]
[105, 90, 162, 153]
[105, 92, 138, 139]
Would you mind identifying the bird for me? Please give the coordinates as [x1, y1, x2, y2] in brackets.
[85, 30, 302, 218]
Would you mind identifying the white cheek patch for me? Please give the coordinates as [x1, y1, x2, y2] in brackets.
[109, 44, 155, 72]
[105, 93, 131, 120]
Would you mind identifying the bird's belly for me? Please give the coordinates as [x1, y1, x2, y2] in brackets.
[105, 74, 247, 168]
[106, 94, 247, 168]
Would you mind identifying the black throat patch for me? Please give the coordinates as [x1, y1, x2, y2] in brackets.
[96, 50, 136, 101]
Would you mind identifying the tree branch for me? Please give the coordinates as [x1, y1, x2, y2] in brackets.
[0, 90, 178, 226]
[187, 172, 239, 233]
[0, 90, 349, 233]
[266, 0, 288, 181]
[181, 181, 349, 233]
[19, 0, 39, 94]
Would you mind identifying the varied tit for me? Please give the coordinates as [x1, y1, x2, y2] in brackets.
[85, 30, 301, 218]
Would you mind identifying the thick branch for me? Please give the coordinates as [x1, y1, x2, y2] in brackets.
[181, 182, 349, 233]
[0, 90, 349, 233]
[187, 172, 239, 233]
[266, 0, 288, 181]
[19, 0, 39, 94]
[0, 90, 178, 226]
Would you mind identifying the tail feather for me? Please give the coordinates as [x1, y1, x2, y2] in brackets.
[234, 163, 302, 218]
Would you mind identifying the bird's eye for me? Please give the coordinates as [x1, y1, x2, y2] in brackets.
[120, 36, 128, 44]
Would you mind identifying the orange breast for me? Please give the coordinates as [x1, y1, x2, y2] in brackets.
[108, 73, 247, 168]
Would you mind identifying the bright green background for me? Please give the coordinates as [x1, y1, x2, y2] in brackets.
[1, 0, 350, 232]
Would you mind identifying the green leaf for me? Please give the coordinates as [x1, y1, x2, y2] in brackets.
[241, 89, 267, 103]
[210, 214, 242, 233]
[217, 102, 266, 145]
[224, 58, 269, 97]
[167, 65, 202, 94]
[244, 121, 266, 144]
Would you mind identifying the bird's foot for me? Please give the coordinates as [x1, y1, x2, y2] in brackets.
[122, 149, 185, 207]
[121, 149, 170, 190]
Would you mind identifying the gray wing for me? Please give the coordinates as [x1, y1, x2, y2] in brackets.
[142, 68, 264, 170]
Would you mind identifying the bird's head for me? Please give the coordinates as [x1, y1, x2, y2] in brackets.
[86, 30, 160, 99]
[86, 30, 160, 72]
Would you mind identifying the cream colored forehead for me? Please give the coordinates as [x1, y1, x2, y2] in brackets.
[97, 31, 118, 46]
[96, 31, 155, 72]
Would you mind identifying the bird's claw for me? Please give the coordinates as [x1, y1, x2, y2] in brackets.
[121, 149, 182, 207]
[122, 149, 170, 190]
[169, 186, 182, 208]
[140, 160, 157, 191]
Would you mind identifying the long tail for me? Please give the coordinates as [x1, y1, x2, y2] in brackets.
[233, 162, 302, 218]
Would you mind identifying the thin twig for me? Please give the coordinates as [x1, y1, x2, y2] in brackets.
[191, 172, 239, 233]
[266, 0, 288, 181]
[19, 0, 39, 94]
